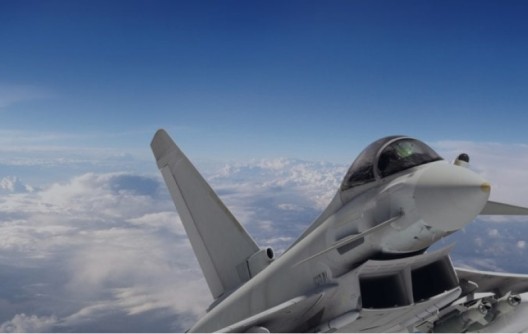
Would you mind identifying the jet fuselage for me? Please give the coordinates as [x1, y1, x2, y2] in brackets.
[190, 157, 490, 332]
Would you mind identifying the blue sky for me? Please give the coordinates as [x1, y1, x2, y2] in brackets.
[2, 0, 528, 165]
[1, 1, 528, 332]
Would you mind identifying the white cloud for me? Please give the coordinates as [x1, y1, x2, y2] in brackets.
[127, 211, 186, 235]
[518, 240, 526, 249]
[488, 228, 499, 238]
[205, 159, 346, 252]
[210, 158, 346, 211]
[0, 176, 34, 193]
[0, 130, 154, 190]
[277, 203, 303, 211]
[254, 157, 292, 170]
[0, 314, 58, 333]
[0, 172, 208, 331]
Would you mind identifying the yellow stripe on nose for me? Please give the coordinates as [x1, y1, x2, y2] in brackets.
[480, 182, 491, 193]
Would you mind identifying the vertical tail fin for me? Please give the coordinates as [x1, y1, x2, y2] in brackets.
[151, 129, 260, 299]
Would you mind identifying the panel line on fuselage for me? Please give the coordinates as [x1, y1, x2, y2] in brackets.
[293, 212, 404, 267]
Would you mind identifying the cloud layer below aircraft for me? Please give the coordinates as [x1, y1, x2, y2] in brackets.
[0, 141, 527, 332]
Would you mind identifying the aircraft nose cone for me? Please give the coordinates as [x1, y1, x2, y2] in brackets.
[414, 162, 490, 232]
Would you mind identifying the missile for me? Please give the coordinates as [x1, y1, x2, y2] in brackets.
[434, 301, 491, 332]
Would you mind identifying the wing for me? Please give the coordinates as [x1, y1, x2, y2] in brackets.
[480, 200, 528, 215]
[456, 267, 528, 295]
[419, 268, 528, 333]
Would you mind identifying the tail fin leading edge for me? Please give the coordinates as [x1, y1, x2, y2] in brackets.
[151, 129, 260, 299]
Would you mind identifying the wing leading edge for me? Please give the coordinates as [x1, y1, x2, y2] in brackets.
[480, 200, 528, 215]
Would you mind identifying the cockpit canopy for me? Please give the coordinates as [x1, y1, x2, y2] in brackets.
[341, 136, 443, 191]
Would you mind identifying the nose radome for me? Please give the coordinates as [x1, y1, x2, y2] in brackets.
[413, 162, 490, 232]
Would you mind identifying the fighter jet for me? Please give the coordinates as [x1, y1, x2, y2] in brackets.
[151, 129, 528, 333]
